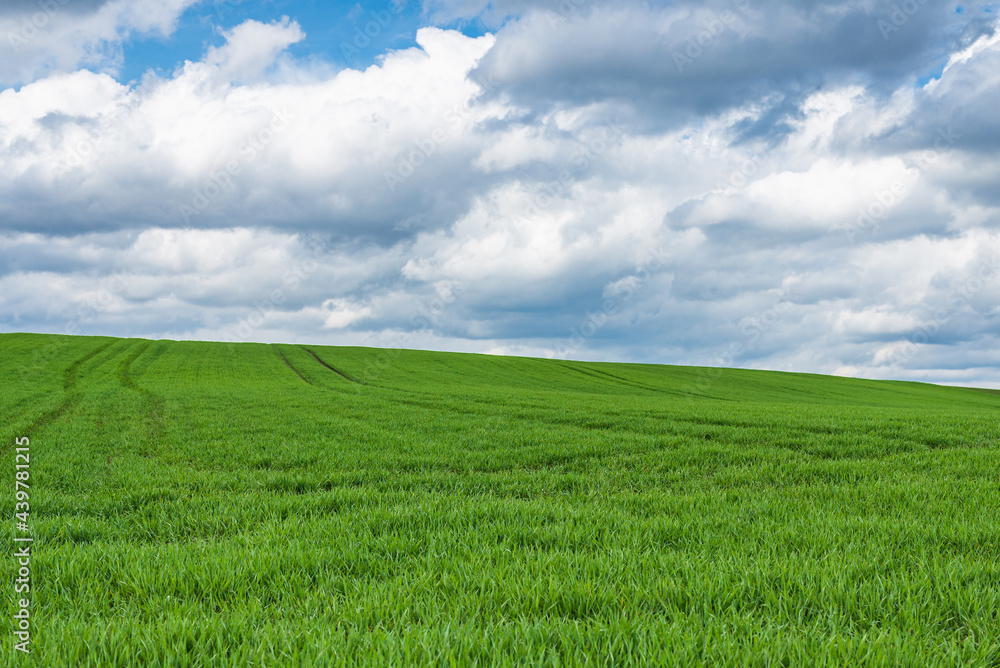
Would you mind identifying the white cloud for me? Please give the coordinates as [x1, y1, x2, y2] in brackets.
[0, 23, 499, 234]
[202, 18, 305, 84]
[0, 0, 199, 85]
[2, 5, 1000, 388]
[745, 157, 917, 227]
[318, 298, 373, 329]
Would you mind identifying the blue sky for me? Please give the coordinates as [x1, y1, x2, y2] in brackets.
[2, 0, 1000, 387]
[115, 1, 492, 83]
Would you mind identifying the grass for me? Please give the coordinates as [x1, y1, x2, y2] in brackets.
[2, 331, 1000, 666]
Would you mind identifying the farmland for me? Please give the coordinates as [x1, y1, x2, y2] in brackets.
[2, 332, 1000, 666]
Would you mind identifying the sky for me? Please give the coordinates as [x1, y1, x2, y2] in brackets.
[1, 0, 999, 388]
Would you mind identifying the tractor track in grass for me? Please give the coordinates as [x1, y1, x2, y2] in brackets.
[303, 348, 364, 385]
[118, 340, 154, 392]
[20, 339, 117, 441]
[552, 360, 675, 396]
[118, 340, 168, 451]
[274, 347, 314, 385]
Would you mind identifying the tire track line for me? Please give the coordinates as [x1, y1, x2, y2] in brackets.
[274, 347, 314, 385]
[552, 360, 673, 396]
[118, 340, 168, 456]
[21, 339, 117, 440]
[302, 348, 364, 385]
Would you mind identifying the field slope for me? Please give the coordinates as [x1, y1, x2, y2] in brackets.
[2, 332, 1000, 666]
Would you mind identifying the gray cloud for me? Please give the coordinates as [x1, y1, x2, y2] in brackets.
[468, 1, 998, 136]
[2, 3, 1000, 388]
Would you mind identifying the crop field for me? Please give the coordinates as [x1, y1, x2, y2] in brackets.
[2, 332, 1000, 666]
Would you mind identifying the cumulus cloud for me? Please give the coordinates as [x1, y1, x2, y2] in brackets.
[0, 23, 499, 239]
[203, 17, 306, 84]
[1, 0, 199, 85]
[463, 1, 999, 138]
[2, 2, 1000, 388]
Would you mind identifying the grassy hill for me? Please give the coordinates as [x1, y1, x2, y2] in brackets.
[2, 332, 1000, 666]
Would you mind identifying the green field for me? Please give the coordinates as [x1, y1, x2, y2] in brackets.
[2, 332, 1000, 666]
